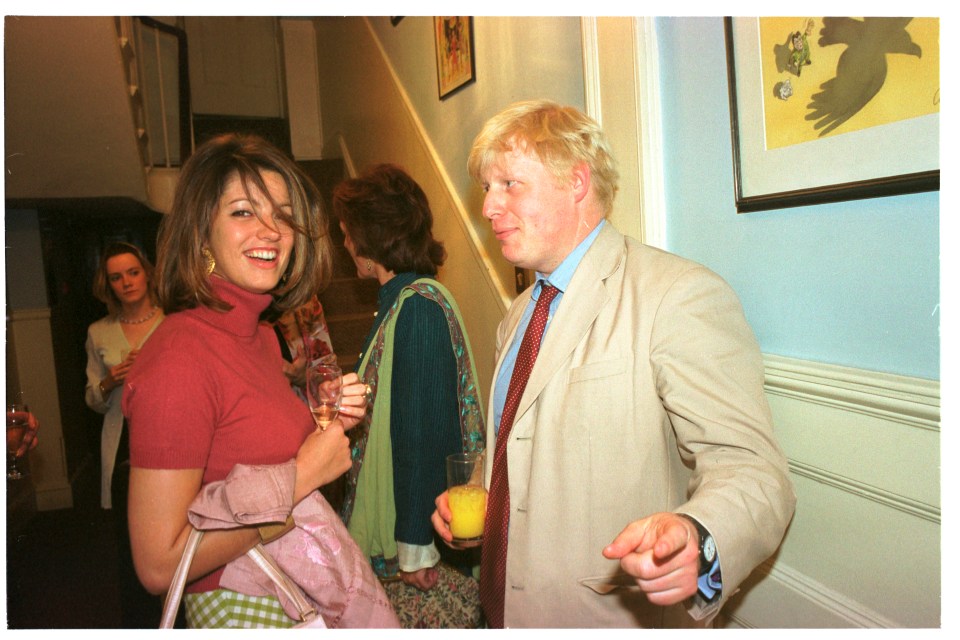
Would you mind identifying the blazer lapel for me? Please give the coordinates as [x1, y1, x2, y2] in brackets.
[513, 224, 625, 431]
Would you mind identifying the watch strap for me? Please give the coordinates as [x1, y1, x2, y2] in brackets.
[678, 513, 712, 574]
[678, 513, 721, 604]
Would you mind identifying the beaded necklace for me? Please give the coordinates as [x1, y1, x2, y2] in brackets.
[119, 305, 159, 325]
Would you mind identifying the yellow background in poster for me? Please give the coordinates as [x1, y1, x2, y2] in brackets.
[760, 17, 939, 150]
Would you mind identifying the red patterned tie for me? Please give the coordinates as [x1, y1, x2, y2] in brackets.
[480, 283, 559, 628]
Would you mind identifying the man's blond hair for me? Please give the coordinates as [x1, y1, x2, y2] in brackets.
[468, 100, 619, 215]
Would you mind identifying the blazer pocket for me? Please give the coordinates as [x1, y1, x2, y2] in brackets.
[578, 573, 641, 595]
[568, 358, 628, 384]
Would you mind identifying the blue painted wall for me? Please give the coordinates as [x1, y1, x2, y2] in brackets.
[656, 17, 940, 380]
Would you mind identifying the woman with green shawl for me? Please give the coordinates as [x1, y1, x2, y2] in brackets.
[332, 164, 484, 627]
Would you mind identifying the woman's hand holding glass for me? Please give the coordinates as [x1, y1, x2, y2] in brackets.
[298, 362, 365, 488]
[297, 361, 367, 499]
[7, 394, 39, 480]
[15, 411, 40, 458]
[293, 420, 352, 502]
[306, 361, 342, 431]
[337, 372, 369, 429]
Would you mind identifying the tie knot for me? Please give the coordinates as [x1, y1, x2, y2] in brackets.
[537, 283, 559, 307]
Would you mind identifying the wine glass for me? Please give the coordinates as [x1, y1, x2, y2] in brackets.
[306, 361, 342, 431]
[7, 393, 30, 480]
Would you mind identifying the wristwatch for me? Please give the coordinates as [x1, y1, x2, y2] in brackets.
[679, 514, 716, 575]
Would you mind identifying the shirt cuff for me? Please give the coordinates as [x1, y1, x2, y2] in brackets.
[695, 555, 722, 604]
[679, 513, 723, 610]
[397, 540, 441, 573]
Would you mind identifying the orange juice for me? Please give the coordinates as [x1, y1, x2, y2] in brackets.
[448, 484, 487, 540]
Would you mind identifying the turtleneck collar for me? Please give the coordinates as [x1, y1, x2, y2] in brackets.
[189, 276, 274, 337]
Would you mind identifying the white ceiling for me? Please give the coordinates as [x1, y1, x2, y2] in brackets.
[4, 16, 148, 204]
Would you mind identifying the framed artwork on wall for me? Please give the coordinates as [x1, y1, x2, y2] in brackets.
[724, 17, 939, 213]
[434, 17, 475, 100]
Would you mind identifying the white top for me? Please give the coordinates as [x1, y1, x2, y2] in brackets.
[84, 312, 163, 508]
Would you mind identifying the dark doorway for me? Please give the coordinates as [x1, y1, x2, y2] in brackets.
[32, 197, 163, 496]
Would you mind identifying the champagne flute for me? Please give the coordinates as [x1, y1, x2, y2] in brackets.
[7, 393, 29, 480]
[306, 361, 342, 431]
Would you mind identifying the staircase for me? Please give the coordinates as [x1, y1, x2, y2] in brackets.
[299, 159, 379, 373]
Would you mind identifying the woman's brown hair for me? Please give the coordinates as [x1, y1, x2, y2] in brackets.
[332, 164, 445, 276]
[155, 133, 332, 316]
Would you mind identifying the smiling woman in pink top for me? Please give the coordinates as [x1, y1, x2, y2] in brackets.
[122, 133, 396, 629]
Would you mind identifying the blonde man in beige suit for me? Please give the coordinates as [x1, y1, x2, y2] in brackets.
[432, 100, 796, 628]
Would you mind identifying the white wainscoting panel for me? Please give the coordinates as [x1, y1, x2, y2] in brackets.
[720, 354, 940, 628]
[9, 308, 74, 511]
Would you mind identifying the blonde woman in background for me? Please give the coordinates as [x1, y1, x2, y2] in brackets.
[84, 240, 165, 627]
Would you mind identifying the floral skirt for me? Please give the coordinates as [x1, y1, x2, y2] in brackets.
[381, 563, 483, 629]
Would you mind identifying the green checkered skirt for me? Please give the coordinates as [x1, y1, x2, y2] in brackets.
[184, 589, 297, 628]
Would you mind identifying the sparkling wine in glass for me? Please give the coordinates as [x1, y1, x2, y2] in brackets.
[7, 394, 29, 480]
[307, 362, 342, 431]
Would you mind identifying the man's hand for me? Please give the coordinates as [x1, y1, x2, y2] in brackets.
[431, 491, 482, 549]
[431, 490, 455, 544]
[602, 512, 700, 606]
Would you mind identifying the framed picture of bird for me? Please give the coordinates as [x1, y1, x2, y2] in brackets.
[724, 17, 939, 213]
[435, 17, 476, 100]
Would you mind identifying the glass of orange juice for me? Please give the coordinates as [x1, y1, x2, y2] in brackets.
[446, 452, 486, 543]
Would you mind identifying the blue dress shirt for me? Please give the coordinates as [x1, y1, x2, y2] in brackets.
[492, 220, 606, 434]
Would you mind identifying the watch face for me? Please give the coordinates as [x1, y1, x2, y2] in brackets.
[703, 535, 717, 563]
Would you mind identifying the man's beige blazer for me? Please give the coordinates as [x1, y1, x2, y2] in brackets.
[484, 223, 796, 628]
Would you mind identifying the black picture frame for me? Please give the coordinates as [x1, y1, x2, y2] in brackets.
[724, 17, 939, 213]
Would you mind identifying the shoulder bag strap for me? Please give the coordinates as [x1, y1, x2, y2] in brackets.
[246, 544, 323, 626]
[159, 528, 324, 629]
[160, 527, 203, 629]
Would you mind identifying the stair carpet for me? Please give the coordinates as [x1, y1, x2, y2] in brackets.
[298, 159, 379, 374]
[320, 230, 380, 372]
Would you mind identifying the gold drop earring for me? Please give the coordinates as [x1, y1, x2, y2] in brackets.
[202, 248, 216, 275]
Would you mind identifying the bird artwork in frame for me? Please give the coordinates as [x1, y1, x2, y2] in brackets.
[724, 17, 939, 212]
